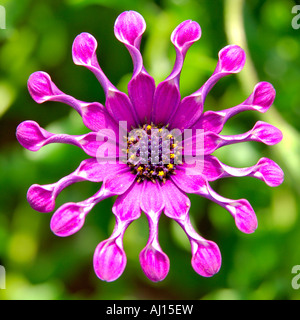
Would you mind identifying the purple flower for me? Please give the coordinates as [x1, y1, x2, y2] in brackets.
[16, 11, 284, 282]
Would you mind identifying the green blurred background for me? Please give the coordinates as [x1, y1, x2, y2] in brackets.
[0, 0, 299, 300]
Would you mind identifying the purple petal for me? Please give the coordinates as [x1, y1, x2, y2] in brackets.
[80, 102, 119, 133]
[202, 121, 283, 154]
[216, 45, 246, 73]
[180, 155, 242, 181]
[174, 160, 203, 177]
[168, 20, 201, 84]
[202, 132, 223, 155]
[171, 20, 201, 54]
[245, 81, 276, 113]
[173, 173, 258, 234]
[27, 71, 118, 132]
[191, 240, 221, 277]
[16, 120, 117, 157]
[152, 80, 181, 126]
[171, 167, 207, 194]
[209, 189, 257, 234]
[169, 95, 204, 131]
[114, 11, 146, 48]
[192, 110, 225, 133]
[16, 121, 52, 151]
[50, 202, 90, 237]
[27, 178, 78, 214]
[105, 90, 138, 130]
[161, 180, 190, 220]
[50, 185, 113, 237]
[140, 180, 165, 214]
[103, 169, 136, 195]
[152, 21, 201, 126]
[27, 159, 126, 213]
[250, 121, 283, 145]
[114, 11, 155, 125]
[226, 199, 258, 234]
[206, 185, 258, 234]
[114, 11, 144, 78]
[252, 158, 284, 187]
[27, 72, 80, 112]
[94, 195, 138, 282]
[175, 215, 221, 277]
[128, 72, 155, 125]
[72, 32, 113, 95]
[93, 238, 127, 282]
[140, 205, 169, 282]
[72, 32, 98, 66]
[193, 82, 276, 134]
[112, 182, 142, 221]
[72, 33, 138, 128]
[198, 156, 225, 181]
[202, 155, 284, 187]
[85, 130, 117, 158]
[75, 158, 126, 182]
[169, 45, 245, 130]
[27, 71, 62, 104]
[139, 244, 170, 282]
[27, 184, 57, 213]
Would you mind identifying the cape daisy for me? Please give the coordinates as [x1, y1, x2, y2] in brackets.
[16, 11, 284, 282]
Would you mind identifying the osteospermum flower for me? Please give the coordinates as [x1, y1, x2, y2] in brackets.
[16, 11, 284, 282]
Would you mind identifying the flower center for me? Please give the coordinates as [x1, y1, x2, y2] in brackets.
[126, 124, 182, 183]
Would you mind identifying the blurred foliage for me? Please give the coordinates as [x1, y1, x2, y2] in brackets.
[0, 0, 299, 300]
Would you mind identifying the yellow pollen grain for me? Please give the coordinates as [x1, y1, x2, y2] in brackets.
[158, 171, 165, 177]
[167, 164, 173, 170]
[167, 134, 173, 139]
[146, 125, 152, 130]
[170, 154, 175, 159]
[137, 166, 143, 172]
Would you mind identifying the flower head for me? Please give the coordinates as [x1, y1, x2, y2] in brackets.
[16, 11, 284, 282]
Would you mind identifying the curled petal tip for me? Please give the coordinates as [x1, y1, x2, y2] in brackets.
[252, 82, 276, 112]
[28, 71, 58, 103]
[93, 239, 126, 282]
[114, 11, 146, 47]
[27, 184, 55, 213]
[16, 120, 51, 151]
[72, 32, 98, 66]
[256, 158, 284, 187]
[228, 200, 258, 234]
[218, 45, 246, 73]
[171, 20, 201, 52]
[50, 203, 87, 237]
[191, 240, 221, 277]
[139, 245, 170, 282]
[252, 121, 283, 145]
